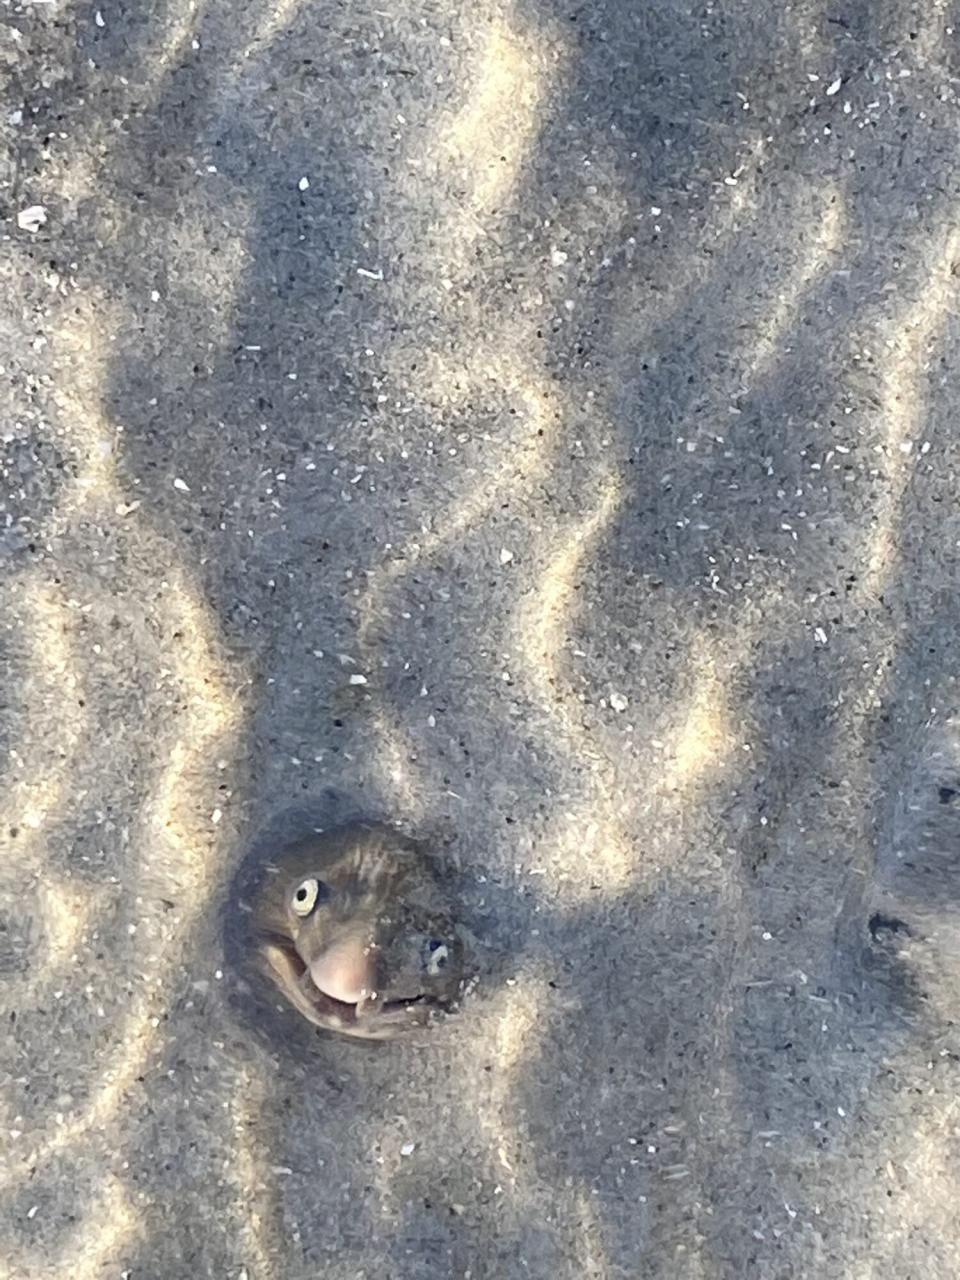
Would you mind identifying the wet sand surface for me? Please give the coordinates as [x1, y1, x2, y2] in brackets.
[3, 1, 960, 1276]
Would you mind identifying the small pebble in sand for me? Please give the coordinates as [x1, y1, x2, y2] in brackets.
[610, 691, 628, 713]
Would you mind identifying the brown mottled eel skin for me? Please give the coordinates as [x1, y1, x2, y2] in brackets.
[250, 821, 466, 1040]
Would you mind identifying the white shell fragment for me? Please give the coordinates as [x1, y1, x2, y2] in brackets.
[17, 205, 47, 233]
[610, 691, 629, 713]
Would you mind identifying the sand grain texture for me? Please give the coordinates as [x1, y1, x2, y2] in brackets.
[3, 1, 960, 1277]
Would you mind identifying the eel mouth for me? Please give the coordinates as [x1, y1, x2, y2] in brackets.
[274, 937, 452, 1034]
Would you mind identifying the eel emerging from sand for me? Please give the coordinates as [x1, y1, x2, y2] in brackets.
[247, 821, 466, 1040]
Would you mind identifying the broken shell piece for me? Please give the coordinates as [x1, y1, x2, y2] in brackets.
[17, 205, 47, 233]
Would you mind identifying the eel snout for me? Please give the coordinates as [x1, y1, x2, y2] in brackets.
[309, 936, 375, 1005]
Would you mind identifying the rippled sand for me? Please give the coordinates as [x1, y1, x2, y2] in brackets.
[4, 2, 960, 1277]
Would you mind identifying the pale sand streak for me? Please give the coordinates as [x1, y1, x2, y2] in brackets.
[226, 1070, 281, 1280]
[0, 306, 247, 1277]
[5, 0, 412, 1272]
[740, 190, 844, 389]
[0, 580, 85, 850]
[512, 516, 740, 897]
[0, 574, 240, 1147]
[357, 10, 584, 1240]
[0, 578, 102, 1007]
[14, 6, 315, 1266]
[356, 359, 563, 810]
[0, 575, 245, 1274]
[912, 0, 952, 68]
[0, 1176, 140, 1280]
[477, 973, 548, 1184]
[572, 1189, 613, 1279]
[360, 0, 563, 644]
[607, 134, 771, 362]
[857, 1104, 960, 1274]
[613, 192, 843, 815]
[630, 197, 839, 807]
[143, 0, 204, 82]
[226, 0, 309, 76]
[358, 9, 566, 810]
[62, 0, 309, 99]
[355, 8, 748, 1262]
[6, 880, 98, 993]
[453, 972, 619, 1268]
[859, 228, 960, 601]
[509, 477, 639, 897]
[658, 653, 736, 797]
[603, 144, 841, 391]
[841, 227, 960, 730]
[839, 234, 960, 1260]
[97, 0, 309, 95]
[366, 971, 554, 1216]
[439, 19, 561, 266]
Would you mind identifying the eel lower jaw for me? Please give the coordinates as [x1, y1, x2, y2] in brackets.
[292, 950, 448, 1029]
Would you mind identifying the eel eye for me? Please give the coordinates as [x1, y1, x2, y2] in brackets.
[291, 878, 327, 917]
[424, 938, 449, 975]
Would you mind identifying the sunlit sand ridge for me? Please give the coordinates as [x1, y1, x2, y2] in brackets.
[508, 476, 637, 898]
[842, 227, 960, 1253]
[18, 574, 245, 1248]
[356, 358, 564, 818]
[0, 579, 85, 865]
[0, 1176, 141, 1280]
[358, 8, 562, 805]
[507, 184, 842, 894]
[441, 18, 559, 264]
[859, 227, 960, 601]
[839, 225, 960, 730]
[661, 653, 735, 795]
[110, 0, 311, 92]
[742, 190, 844, 388]
[0, 284, 247, 1279]
[226, 1071, 281, 1280]
[358, 9, 608, 1250]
